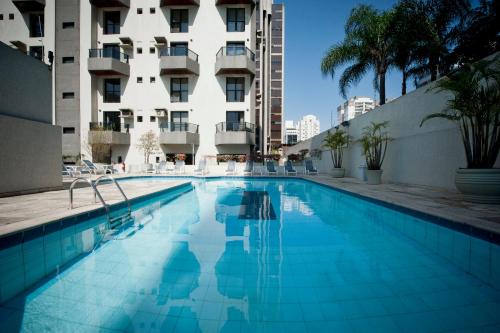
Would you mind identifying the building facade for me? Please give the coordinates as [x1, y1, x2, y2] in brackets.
[0, 0, 282, 165]
[284, 120, 298, 145]
[336, 96, 375, 124]
[298, 114, 320, 142]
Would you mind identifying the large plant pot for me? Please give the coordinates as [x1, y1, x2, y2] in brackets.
[330, 168, 345, 178]
[366, 169, 383, 185]
[455, 168, 500, 204]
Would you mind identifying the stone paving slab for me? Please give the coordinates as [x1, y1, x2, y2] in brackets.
[0, 179, 190, 237]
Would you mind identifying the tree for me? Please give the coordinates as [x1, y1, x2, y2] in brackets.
[321, 5, 394, 105]
[137, 130, 159, 164]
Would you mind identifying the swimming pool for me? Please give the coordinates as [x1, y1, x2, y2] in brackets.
[0, 178, 499, 332]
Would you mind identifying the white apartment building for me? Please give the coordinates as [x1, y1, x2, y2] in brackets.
[0, 0, 281, 166]
[284, 120, 298, 145]
[298, 114, 320, 142]
[336, 96, 375, 124]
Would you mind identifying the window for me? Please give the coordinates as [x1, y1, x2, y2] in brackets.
[9, 13, 14, 20]
[150, 8, 155, 14]
[227, 8, 245, 32]
[226, 77, 245, 102]
[170, 42, 188, 56]
[29, 46, 43, 61]
[149, 47, 155, 54]
[104, 79, 120, 103]
[104, 11, 120, 34]
[171, 9, 188, 33]
[0, 14, 3, 20]
[137, 77, 143, 83]
[62, 57, 74, 63]
[170, 78, 188, 102]
[62, 92, 75, 99]
[150, 77, 156, 83]
[137, 47, 142, 54]
[62, 21, 74, 29]
[226, 41, 245, 56]
[63, 127, 75, 134]
[150, 116, 156, 122]
[29, 14, 44, 37]
[137, 116, 143, 122]
[137, 8, 143, 14]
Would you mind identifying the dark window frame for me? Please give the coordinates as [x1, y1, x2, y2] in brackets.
[63, 127, 75, 134]
[171, 9, 188, 33]
[62, 56, 74, 64]
[103, 11, 120, 35]
[104, 79, 121, 103]
[137, 116, 143, 122]
[62, 21, 74, 29]
[170, 78, 188, 103]
[227, 8, 245, 32]
[226, 77, 245, 102]
[9, 13, 14, 20]
[150, 7, 156, 14]
[62, 92, 75, 99]
[137, 77, 143, 84]
[137, 8, 143, 14]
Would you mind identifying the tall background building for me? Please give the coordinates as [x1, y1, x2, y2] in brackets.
[298, 114, 320, 141]
[0, 0, 283, 165]
[337, 96, 375, 124]
[284, 120, 297, 145]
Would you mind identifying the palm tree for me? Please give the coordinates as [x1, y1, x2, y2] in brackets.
[321, 5, 394, 105]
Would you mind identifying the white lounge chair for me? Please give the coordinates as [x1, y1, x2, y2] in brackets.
[225, 160, 236, 175]
[175, 160, 185, 175]
[266, 160, 277, 175]
[194, 159, 208, 175]
[284, 160, 297, 176]
[82, 159, 111, 175]
[305, 160, 318, 175]
[156, 161, 167, 174]
[166, 161, 175, 174]
[243, 160, 254, 176]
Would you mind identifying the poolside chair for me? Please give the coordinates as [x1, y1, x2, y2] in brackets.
[82, 159, 111, 175]
[225, 160, 236, 175]
[194, 159, 208, 175]
[165, 161, 175, 174]
[62, 164, 79, 178]
[174, 160, 185, 175]
[284, 160, 297, 176]
[243, 160, 254, 176]
[266, 160, 277, 175]
[144, 163, 155, 174]
[156, 161, 167, 174]
[305, 160, 318, 175]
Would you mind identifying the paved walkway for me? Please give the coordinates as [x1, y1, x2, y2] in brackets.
[0, 173, 499, 238]
[0, 179, 189, 237]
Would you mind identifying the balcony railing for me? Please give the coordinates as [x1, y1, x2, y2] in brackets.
[216, 121, 254, 133]
[160, 47, 199, 62]
[160, 122, 199, 133]
[90, 122, 130, 133]
[216, 46, 255, 61]
[89, 48, 129, 63]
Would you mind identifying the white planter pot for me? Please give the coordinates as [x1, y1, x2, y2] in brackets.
[366, 169, 383, 185]
[330, 168, 345, 178]
[455, 168, 500, 204]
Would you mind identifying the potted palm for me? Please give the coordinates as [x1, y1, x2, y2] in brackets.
[421, 58, 500, 203]
[323, 130, 350, 178]
[358, 122, 391, 184]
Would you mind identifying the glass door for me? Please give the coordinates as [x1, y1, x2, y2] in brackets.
[103, 111, 121, 131]
[171, 111, 189, 131]
[226, 111, 244, 131]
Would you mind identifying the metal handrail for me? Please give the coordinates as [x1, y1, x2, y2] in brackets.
[89, 48, 129, 63]
[159, 47, 199, 62]
[160, 122, 199, 133]
[69, 177, 108, 211]
[94, 175, 131, 215]
[216, 46, 255, 61]
[216, 121, 255, 133]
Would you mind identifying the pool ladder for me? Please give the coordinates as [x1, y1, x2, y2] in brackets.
[69, 175, 132, 229]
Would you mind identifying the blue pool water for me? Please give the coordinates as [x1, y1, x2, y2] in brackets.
[1, 178, 500, 332]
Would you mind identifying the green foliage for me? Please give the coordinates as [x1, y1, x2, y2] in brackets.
[358, 122, 392, 170]
[421, 57, 500, 168]
[323, 130, 350, 168]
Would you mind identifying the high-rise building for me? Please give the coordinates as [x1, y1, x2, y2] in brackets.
[284, 120, 297, 145]
[269, 3, 284, 152]
[0, 0, 283, 165]
[298, 115, 320, 141]
[337, 96, 375, 124]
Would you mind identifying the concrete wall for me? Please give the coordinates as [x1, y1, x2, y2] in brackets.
[0, 42, 52, 124]
[285, 79, 500, 190]
[0, 115, 62, 196]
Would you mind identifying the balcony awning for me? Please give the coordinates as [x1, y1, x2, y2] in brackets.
[10, 40, 27, 53]
[119, 108, 134, 118]
[119, 37, 133, 49]
[154, 36, 167, 48]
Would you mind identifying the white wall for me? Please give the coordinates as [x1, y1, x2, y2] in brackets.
[286, 79, 500, 190]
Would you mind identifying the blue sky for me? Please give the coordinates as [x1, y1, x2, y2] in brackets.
[280, 0, 401, 130]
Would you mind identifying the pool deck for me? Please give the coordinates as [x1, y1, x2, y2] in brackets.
[0, 173, 499, 239]
[0, 179, 190, 238]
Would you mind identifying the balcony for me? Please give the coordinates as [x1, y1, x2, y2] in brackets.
[215, 122, 255, 145]
[88, 49, 130, 76]
[216, 0, 255, 5]
[159, 47, 200, 76]
[160, 0, 199, 6]
[11, 0, 45, 12]
[159, 122, 200, 145]
[215, 46, 255, 75]
[88, 122, 130, 145]
[89, 0, 130, 8]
